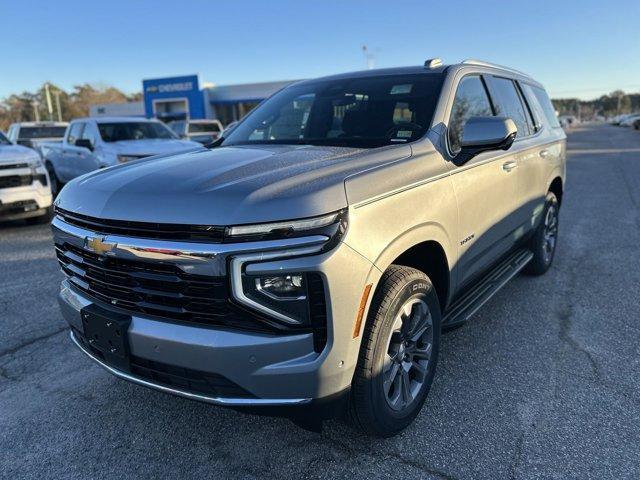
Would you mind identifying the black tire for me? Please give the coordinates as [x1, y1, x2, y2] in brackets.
[26, 205, 53, 225]
[349, 265, 441, 437]
[524, 191, 559, 276]
[45, 162, 62, 197]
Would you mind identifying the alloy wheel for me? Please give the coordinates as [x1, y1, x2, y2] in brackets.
[542, 203, 558, 264]
[383, 297, 433, 411]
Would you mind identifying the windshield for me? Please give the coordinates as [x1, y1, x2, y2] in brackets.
[189, 122, 221, 133]
[0, 131, 10, 145]
[98, 122, 178, 142]
[222, 73, 444, 148]
[19, 126, 67, 139]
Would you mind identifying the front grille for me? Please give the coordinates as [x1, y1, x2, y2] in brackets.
[56, 242, 269, 331]
[0, 174, 32, 188]
[0, 162, 29, 170]
[55, 207, 225, 242]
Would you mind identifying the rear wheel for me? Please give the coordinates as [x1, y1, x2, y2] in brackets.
[524, 191, 559, 275]
[349, 265, 440, 437]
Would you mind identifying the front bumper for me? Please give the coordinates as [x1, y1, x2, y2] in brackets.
[54, 216, 378, 407]
[0, 167, 52, 220]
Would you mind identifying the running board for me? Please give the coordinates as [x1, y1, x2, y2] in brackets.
[442, 249, 533, 329]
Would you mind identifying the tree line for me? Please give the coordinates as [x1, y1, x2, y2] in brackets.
[0, 83, 141, 131]
[552, 90, 640, 120]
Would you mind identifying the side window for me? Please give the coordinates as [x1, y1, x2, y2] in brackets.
[67, 123, 84, 145]
[523, 84, 561, 129]
[489, 77, 532, 137]
[80, 122, 98, 146]
[448, 75, 493, 153]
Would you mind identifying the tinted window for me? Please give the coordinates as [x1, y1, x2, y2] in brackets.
[0, 131, 10, 145]
[97, 122, 177, 142]
[19, 126, 67, 139]
[448, 75, 493, 152]
[525, 85, 560, 129]
[222, 74, 444, 148]
[490, 77, 532, 137]
[67, 123, 84, 144]
[80, 122, 99, 146]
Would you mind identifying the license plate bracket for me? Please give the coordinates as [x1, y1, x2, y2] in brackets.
[81, 304, 131, 371]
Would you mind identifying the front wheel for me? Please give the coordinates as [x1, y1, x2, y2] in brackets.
[524, 191, 559, 275]
[45, 163, 62, 197]
[349, 265, 441, 437]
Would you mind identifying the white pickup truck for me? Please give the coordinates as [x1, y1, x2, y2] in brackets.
[42, 117, 202, 194]
[0, 130, 52, 223]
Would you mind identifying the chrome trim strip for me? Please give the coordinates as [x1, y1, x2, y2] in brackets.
[52, 215, 328, 260]
[70, 330, 312, 406]
[230, 246, 325, 325]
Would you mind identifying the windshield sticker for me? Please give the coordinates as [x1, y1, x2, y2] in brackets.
[390, 84, 413, 95]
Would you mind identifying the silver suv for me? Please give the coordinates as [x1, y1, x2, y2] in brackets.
[52, 59, 566, 437]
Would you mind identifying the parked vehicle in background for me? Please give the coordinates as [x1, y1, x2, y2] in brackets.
[611, 114, 635, 126]
[558, 115, 578, 128]
[633, 118, 640, 130]
[0, 130, 52, 223]
[619, 113, 640, 127]
[43, 117, 202, 195]
[168, 119, 224, 144]
[52, 59, 566, 437]
[6, 121, 68, 150]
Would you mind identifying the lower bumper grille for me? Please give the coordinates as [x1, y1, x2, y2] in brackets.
[0, 199, 39, 215]
[72, 328, 255, 398]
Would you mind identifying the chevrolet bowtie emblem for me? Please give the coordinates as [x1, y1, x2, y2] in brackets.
[84, 236, 116, 256]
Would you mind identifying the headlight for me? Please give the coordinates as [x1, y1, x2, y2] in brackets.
[242, 272, 311, 325]
[226, 210, 347, 244]
[117, 155, 139, 163]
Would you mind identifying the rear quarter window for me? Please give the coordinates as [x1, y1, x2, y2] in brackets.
[523, 84, 561, 129]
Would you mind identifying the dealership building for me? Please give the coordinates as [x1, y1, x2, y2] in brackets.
[90, 75, 295, 126]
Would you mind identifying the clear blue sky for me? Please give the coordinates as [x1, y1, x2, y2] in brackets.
[1, 0, 639, 100]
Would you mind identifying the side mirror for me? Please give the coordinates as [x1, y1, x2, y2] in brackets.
[454, 116, 517, 165]
[75, 138, 94, 151]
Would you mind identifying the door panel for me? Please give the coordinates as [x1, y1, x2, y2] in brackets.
[451, 151, 520, 286]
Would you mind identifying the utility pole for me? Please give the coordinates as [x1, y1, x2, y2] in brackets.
[32, 101, 40, 122]
[54, 90, 62, 122]
[45, 82, 54, 121]
[362, 45, 375, 70]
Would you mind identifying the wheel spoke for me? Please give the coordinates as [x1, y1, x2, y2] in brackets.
[384, 363, 400, 395]
[411, 360, 427, 382]
[412, 343, 432, 360]
[401, 369, 412, 406]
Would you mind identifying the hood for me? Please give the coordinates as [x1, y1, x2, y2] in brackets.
[106, 139, 201, 156]
[0, 144, 40, 165]
[56, 143, 411, 225]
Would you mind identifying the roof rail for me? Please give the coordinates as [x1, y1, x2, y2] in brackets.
[461, 59, 530, 77]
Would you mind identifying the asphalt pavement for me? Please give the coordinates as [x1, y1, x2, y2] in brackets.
[1, 124, 639, 479]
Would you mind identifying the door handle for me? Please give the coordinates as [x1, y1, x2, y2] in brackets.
[539, 149, 549, 158]
[502, 160, 518, 172]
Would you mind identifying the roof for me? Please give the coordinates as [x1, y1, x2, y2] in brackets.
[297, 59, 540, 86]
[74, 116, 153, 123]
[12, 121, 68, 127]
